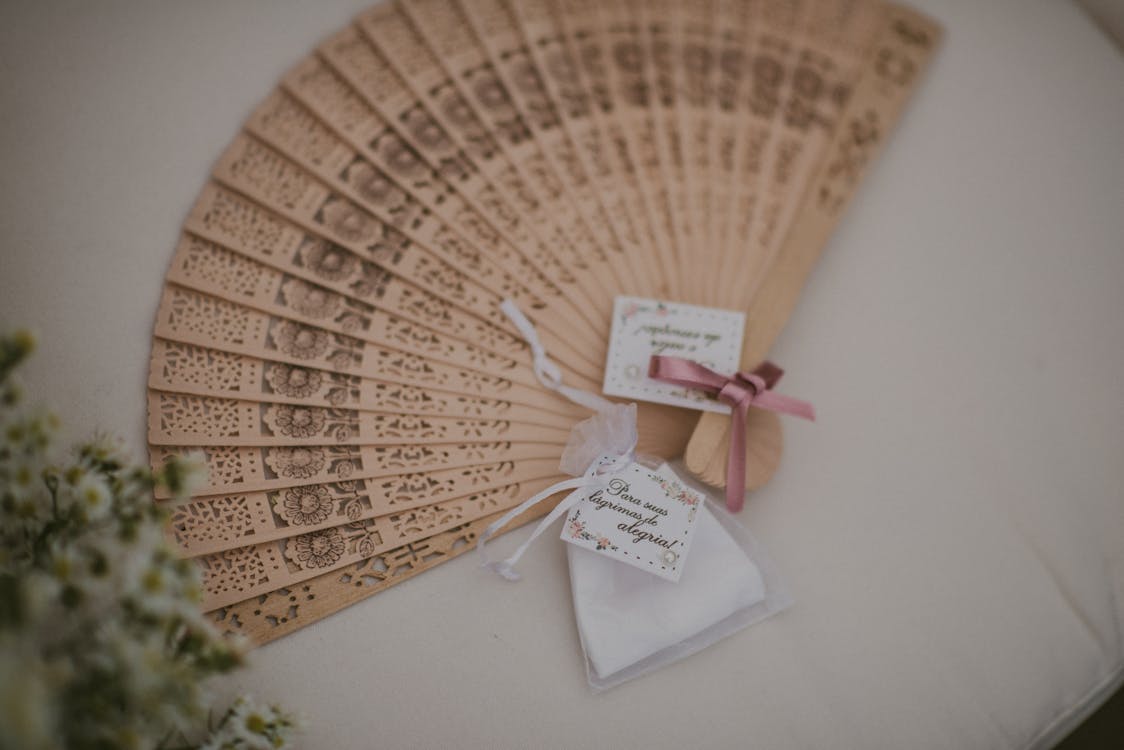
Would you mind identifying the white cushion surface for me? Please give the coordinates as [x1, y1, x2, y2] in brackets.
[1, 1, 1122, 747]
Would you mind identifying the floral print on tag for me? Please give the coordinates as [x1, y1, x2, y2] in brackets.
[567, 508, 618, 551]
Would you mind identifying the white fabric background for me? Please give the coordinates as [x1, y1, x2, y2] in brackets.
[1, 1, 1122, 747]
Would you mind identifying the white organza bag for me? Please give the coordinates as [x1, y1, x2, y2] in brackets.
[569, 463, 791, 691]
[478, 403, 791, 692]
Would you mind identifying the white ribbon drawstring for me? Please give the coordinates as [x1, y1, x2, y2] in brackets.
[477, 300, 636, 581]
[478, 476, 591, 581]
[478, 450, 636, 581]
[500, 299, 615, 414]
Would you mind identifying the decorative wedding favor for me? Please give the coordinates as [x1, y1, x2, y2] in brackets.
[570, 479, 791, 690]
[562, 458, 703, 583]
[143, 0, 942, 646]
[477, 391, 791, 690]
[603, 297, 746, 414]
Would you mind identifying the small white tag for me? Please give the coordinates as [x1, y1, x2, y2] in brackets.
[561, 459, 705, 582]
[602, 296, 745, 413]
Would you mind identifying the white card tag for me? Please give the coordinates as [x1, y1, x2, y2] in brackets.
[602, 296, 745, 413]
[561, 459, 705, 582]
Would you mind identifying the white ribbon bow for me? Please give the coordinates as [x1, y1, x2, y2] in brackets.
[500, 300, 616, 414]
[477, 301, 637, 581]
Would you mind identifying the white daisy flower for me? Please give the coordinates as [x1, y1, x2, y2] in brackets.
[0, 331, 293, 748]
[74, 472, 111, 521]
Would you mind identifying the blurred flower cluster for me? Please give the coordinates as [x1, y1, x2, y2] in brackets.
[0, 331, 298, 750]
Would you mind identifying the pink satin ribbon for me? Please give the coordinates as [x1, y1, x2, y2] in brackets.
[648, 355, 815, 513]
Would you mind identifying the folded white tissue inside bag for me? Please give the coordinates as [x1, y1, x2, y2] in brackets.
[568, 494, 791, 691]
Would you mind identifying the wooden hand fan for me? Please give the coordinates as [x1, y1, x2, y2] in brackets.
[146, 0, 941, 645]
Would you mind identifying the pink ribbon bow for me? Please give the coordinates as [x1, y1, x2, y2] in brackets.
[648, 355, 815, 513]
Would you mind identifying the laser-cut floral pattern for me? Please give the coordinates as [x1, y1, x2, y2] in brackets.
[279, 486, 336, 526]
[146, 0, 940, 645]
